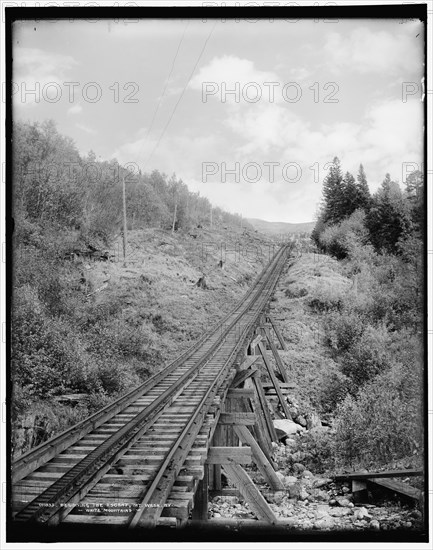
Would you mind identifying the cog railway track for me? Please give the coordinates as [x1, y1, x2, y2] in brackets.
[11, 244, 292, 529]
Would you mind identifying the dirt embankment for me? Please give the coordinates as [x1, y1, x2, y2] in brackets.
[208, 253, 423, 532]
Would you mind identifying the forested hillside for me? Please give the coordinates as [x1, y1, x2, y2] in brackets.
[304, 157, 424, 470]
[11, 120, 258, 457]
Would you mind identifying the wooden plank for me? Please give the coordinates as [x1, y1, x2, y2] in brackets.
[238, 356, 261, 371]
[219, 413, 256, 426]
[232, 367, 259, 389]
[226, 389, 255, 399]
[262, 383, 296, 389]
[207, 447, 252, 465]
[209, 488, 241, 497]
[263, 389, 290, 396]
[334, 469, 423, 481]
[63, 515, 127, 524]
[243, 377, 272, 461]
[234, 425, 283, 491]
[251, 373, 278, 443]
[264, 327, 289, 383]
[222, 463, 277, 524]
[368, 478, 422, 502]
[250, 334, 262, 350]
[212, 424, 223, 491]
[192, 464, 208, 521]
[267, 315, 287, 350]
[258, 342, 292, 420]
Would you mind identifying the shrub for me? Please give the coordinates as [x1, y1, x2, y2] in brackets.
[325, 311, 366, 354]
[333, 361, 423, 468]
[308, 286, 346, 313]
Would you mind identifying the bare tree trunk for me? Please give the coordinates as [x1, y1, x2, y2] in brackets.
[172, 202, 178, 233]
[122, 175, 127, 263]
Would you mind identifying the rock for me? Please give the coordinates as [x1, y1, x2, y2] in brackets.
[284, 438, 297, 447]
[313, 478, 332, 488]
[404, 521, 412, 528]
[353, 507, 371, 521]
[289, 407, 298, 418]
[330, 507, 352, 517]
[284, 476, 298, 485]
[315, 505, 331, 519]
[302, 470, 314, 478]
[274, 419, 305, 438]
[299, 487, 309, 501]
[276, 471, 285, 481]
[292, 463, 305, 474]
[314, 516, 334, 529]
[296, 416, 307, 427]
[336, 497, 352, 507]
[311, 489, 329, 502]
[342, 486, 350, 493]
[291, 451, 305, 462]
[287, 482, 303, 499]
[267, 491, 285, 505]
[411, 510, 422, 520]
[370, 519, 380, 530]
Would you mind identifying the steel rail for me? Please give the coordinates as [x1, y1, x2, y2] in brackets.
[13, 244, 291, 525]
[128, 244, 289, 528]
[12, 245, 283, 482]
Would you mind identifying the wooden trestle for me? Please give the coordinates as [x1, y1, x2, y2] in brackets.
[191, 313, 291, 524]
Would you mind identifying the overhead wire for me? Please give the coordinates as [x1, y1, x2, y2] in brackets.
[142, 19, 218, 172]
[141, 20, 190, 148]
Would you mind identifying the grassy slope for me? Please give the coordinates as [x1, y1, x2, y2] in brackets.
[272, 253, 350, 414]
[13, 225, 276, 455]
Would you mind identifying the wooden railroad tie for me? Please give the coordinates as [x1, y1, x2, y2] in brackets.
[334, 469, 424, 505]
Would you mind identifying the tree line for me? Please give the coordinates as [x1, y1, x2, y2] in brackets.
[13, 119, 248, 246]
[311, 157, 423, 258]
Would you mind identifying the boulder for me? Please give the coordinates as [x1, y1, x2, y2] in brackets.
[287, 482, 302, 499]
[274, 419, 305, 438]
[296, 415, 307, 427]
[353, 507, 371, 521]
[370, 519, 380, 530]
[336, 497, 352, 507]
[291, 451, 305, 462]
[284, 476, 298, 485]
[292, 462, 305, 474]
[314, 516, 334, 529]
[313, 478, 332, 489]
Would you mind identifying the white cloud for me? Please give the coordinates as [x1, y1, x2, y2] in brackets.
[76, 123, 97, 135]
[323, 25, 423, 75]
[67, 103, 83, 116]
[13, 47, 78, 108]
[189, 55, 280, 102]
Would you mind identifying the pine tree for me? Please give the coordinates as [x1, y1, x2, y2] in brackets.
[356, 164, 371, 210]
[366, 175, 412, 253]
[322, 157, 345, 224]
[341, 171, 358, 217]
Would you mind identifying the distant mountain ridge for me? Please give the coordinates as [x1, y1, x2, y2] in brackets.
[247, 218, 314, 235]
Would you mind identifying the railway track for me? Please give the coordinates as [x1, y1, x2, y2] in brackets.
[11, 243, 292, 529]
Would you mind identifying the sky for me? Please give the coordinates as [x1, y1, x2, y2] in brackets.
[12, 16, 424, 223]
